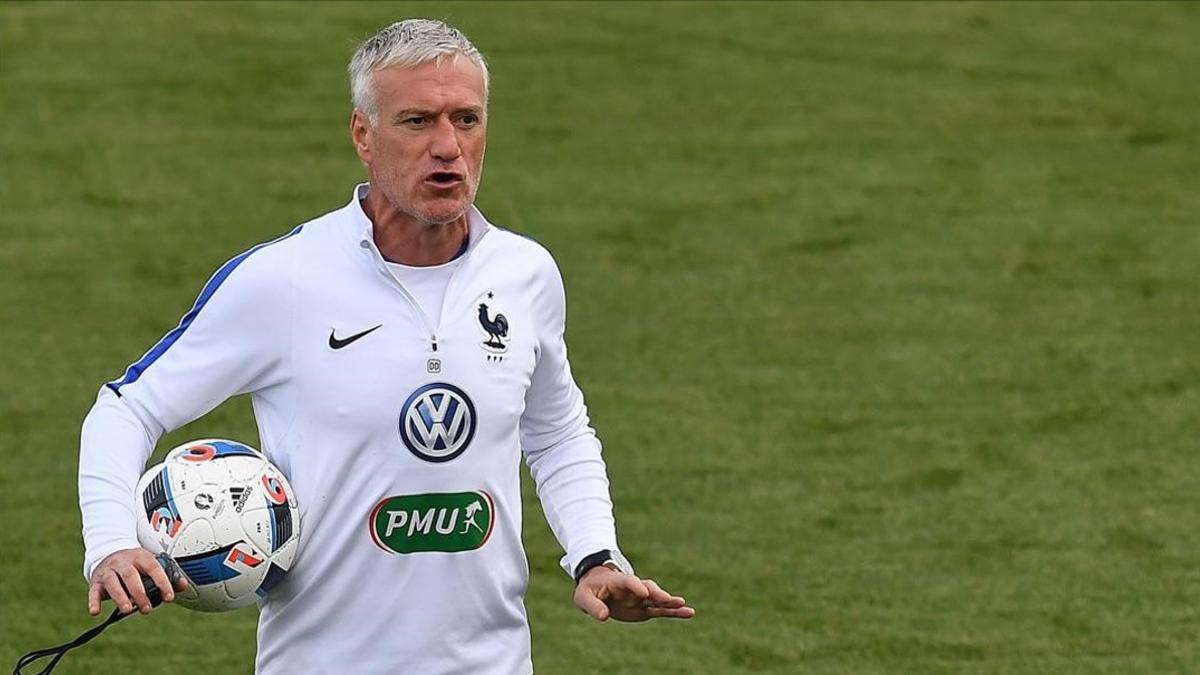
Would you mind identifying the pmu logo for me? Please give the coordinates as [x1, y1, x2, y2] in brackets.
[399, 383, 476, 463]
[369, 491, 495, 554]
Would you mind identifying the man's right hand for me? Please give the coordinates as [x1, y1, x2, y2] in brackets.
[87, 548, 188, 616]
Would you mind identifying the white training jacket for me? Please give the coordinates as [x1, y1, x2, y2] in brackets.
[79, 184, 620, 674]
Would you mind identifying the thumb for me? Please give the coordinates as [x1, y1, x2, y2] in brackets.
[577, 589, 611, 621]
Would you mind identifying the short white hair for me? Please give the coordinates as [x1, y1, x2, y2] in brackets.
[348, 19, 489, 124]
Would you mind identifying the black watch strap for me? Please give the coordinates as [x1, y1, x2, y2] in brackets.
[573, 550, 615, 584]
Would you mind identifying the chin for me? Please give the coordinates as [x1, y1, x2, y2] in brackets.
[415, 207, 466, 226]
[415, 198, 471, 226]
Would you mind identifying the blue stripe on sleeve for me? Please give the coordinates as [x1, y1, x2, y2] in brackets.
[106, 225, 302, 395]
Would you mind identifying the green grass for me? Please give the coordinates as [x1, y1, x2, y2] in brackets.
[2, 1, 1199, 672]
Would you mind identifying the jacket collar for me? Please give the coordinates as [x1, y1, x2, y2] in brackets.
[348, 182, 492, 255]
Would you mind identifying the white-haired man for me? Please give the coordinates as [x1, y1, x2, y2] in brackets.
[79, 18, 693, 674]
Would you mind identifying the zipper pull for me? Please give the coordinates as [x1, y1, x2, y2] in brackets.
[431, 337, 438, 352]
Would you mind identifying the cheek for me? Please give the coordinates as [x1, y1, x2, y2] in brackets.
[375, 133, 412, 159]
[466, 139, 487, 175]
[375, 141, 421, 182]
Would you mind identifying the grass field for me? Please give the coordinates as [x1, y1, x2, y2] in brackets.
[2, 1, 1199, 673]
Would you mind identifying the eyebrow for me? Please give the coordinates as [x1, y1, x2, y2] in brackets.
[391, 108, 431, 122]
[390, 106, 485, 124]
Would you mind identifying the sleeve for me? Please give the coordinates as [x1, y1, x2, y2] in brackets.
[79, 243, 293, 580]
[519, 252, 619, 578]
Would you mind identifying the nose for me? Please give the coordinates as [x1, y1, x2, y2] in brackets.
[429, 117, 462, 162]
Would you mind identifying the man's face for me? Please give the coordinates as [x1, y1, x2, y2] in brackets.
[351, 57, 488, 226]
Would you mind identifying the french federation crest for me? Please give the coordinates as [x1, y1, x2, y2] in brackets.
[399, 383, 477, 463]
[476, 291, 510, 361]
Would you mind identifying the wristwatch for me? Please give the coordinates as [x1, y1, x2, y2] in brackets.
[573, 549, 634, 584]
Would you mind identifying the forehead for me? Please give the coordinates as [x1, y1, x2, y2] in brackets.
[372, 57, 487, 113]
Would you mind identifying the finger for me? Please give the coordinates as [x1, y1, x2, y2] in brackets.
[140, 557, 175, 603]
[641, 579, 677, 604]
[116, 565, 152, 614]
[576, 591, 610, 621]
[87, 580, 103, 616]
[103, 571, 134, 615]
[642, 579, 691, 609]
[646, 606, 696, 620]
[648, 595, 688, 609]
[619, 575, 649, 600]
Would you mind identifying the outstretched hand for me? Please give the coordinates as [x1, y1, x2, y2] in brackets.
[574, 566, 695, 622]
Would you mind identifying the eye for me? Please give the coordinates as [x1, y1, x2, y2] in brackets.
[403, 115, 430, 127]
[456, 113, 481, 128]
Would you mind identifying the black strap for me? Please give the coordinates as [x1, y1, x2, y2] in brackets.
[573, 549, 614, 585]
[13, 608, 132, 675]
[13, 554, 180, 675]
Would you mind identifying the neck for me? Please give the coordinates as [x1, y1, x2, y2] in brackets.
[362, 190, 468, 266]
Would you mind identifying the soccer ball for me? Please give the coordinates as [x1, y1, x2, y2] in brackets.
[135, 439, 300, 612]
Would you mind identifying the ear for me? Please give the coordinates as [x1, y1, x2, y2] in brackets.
[350, 109, 372, 165]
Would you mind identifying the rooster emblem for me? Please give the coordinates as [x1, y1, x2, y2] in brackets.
[477, 303, 509, 352]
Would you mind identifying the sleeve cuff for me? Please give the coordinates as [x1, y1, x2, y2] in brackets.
[559, 538, 622, 578]
[83, 538, 141, 582]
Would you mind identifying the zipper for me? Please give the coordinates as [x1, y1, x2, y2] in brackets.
[363, 240, 440, 352]
[362, 227, 490, 353]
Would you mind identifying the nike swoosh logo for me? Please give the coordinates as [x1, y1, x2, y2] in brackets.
[329, 324, 382, 350]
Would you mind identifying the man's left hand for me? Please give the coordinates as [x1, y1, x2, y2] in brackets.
[574, 566, 696, 622]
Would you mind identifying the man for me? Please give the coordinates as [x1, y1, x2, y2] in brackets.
[78, 18, 693, 674]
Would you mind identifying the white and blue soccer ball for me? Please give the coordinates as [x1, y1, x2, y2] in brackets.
[135, 439, 300, 612]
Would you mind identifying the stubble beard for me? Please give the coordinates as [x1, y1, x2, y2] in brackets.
[373, 175, 473, 228]
[371, 149, 484, 228]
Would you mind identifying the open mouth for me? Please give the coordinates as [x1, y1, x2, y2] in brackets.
[424, 171, 464, 189]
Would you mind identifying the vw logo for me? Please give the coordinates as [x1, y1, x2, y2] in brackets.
[399, 383, 477, 463]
